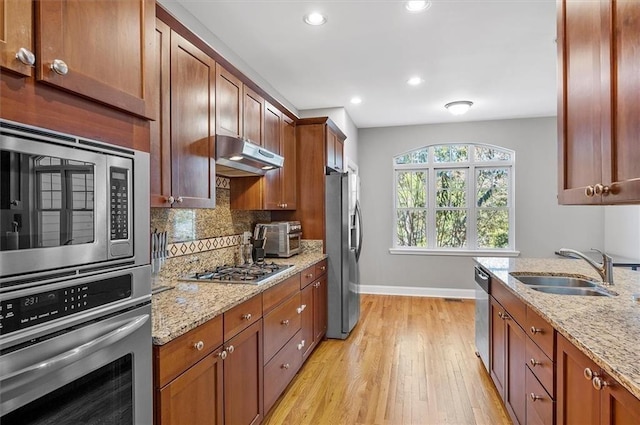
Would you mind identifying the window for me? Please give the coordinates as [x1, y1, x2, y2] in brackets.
[393, 143, 515, 254]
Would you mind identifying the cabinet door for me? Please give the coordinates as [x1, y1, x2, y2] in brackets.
[158, 349, 224, 425]
[326, 129, 337, 170]
[313, 275, 328, 342]
[263, 101, 282, 210]
[224, 320, 264, 425]
[335, 138, 344, 172]
[600, 371, 640, 425]
[0, 0, 33, 76]
[243, 85, 264, 145]
[557, 0, 606, 204]
[300, 283, 314, 360]
[150, 18, 172, 208]
[36, 0, 154, 118]
[281, 115, 297, 210]
[216, 64, 242, 138]
[557, 333, 600, 425]
[170, 31, 216, 209]
[490, 297, 506, 397]
[504, 317, 526, 425]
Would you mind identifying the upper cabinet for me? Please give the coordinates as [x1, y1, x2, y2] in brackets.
[150, 19, 216, 208]
[326, 127, 344, 173]
[0, 0, 33, 77]
[34, 0, 155, 119]
[558, 0, 640, 204]
[243, 85, 265, 146]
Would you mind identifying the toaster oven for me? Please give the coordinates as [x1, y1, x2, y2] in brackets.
[258, 221, 301, 258]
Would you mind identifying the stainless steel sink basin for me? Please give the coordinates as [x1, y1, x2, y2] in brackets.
[512, 275, 597, 288]
[530, 286, 613, 297]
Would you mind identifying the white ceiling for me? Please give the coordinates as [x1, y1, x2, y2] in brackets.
[174, 0, 558, 129]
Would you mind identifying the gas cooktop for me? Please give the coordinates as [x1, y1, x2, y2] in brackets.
[181, 262, 292, 285]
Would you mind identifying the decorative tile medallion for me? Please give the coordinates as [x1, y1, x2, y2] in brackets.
[166, 234, 241, 258]
[215, 176, 231, 189]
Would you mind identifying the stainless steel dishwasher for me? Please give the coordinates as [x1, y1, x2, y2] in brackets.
[474, 265, 491, 371]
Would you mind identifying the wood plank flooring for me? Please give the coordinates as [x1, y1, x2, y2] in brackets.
[264, 294, 511, 425]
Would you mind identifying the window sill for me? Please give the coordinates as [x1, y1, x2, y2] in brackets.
[389, 248, 520, 257]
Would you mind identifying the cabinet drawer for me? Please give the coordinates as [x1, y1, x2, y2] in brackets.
[154, 315, 223, 388]
[492, 279, 526, 325]
[224, 294, 263, 341]
[300, 265, 316, 289]
[264, 329, 304, 413]
[526, 367, 554, 425]
[526, 337, 554, 398]
[264, 273, 300, 313]
[264, 292, 302, 363]
[315, 259, 327, 279]
[526, 306, 555, 359]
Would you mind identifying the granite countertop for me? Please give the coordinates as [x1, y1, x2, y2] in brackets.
[475, 257, 640, 400]
[152, 252, 327, 346]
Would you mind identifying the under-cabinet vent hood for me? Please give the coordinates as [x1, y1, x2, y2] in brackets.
[215, 135, 284, 177]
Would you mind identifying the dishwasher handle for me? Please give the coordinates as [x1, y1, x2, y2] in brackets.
[474, 266, 491, 293]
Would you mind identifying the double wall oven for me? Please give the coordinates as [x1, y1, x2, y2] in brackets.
[0, 120, 152, 424]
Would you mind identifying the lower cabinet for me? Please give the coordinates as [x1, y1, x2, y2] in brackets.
[557, 333, 640, 425]
[300, 260, 328, 361]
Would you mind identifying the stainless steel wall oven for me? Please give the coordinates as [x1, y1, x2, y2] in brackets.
[0, 120, 152, 424]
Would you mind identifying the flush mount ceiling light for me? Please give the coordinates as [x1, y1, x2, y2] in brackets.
[350, 97, 362, 104]
[407, 76, 424, 86]
[445, 100, 474, 115]
[304, 12, 327, 26]
[405, 1, 431, 13]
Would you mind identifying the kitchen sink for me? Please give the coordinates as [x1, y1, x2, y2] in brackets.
[529, 286, 613, 297]
[512, 275, 597, 288]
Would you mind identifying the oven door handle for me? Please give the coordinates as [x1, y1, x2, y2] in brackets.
[1, 314, 149, 385]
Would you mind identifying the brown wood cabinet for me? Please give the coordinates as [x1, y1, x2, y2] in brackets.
[216, 64, 243, 139]
[0, 0, 33, 77]
[326, 127, 344, 173]
[558, 0, 640, 204]
[243, 85, 264, 146]
[300, 260, 328, 361]
[557, 333, 640, 425]
[150, 22, 216, 208]
[35, 0, 154, 119]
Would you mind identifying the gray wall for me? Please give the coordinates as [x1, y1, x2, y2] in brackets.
[358, 117, 604, 293]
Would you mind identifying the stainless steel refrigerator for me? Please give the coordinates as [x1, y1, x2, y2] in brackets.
[325, 171, 362, 339]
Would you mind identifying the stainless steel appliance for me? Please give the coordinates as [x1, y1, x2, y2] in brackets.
[326, 171, 362, 339]
[181, 262, 292, 285]
[258, 221, 302, 258]
[215, 135, 284, 177]
[0, 120, 149, 281]
[474, 265, 491, 371]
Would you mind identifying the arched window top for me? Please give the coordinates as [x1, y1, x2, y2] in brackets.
[394, 143, 513, 166]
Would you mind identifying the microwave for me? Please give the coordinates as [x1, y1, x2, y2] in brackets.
[259, 221, 301, 258]
[0, 120, 149, 283]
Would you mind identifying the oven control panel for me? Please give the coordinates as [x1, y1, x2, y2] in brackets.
[0, 274, 132, 335]
[110, 167, 129, 241]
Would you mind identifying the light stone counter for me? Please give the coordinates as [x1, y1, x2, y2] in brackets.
[475, 257, 640, 400]
[152, 251, 326, 345]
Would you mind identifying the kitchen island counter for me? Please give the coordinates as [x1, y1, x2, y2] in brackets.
[151, 251, 326, 345]
[475, 257, 640, 400]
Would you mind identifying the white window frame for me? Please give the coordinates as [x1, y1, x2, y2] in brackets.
[390, 143, 519, 257]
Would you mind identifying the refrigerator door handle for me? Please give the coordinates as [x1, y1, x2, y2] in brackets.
[355, 200, 363, 261]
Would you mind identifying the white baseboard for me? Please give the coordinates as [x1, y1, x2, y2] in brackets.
[359, 284, 476, 299]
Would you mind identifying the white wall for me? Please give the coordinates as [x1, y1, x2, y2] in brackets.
[300, 107, 359, 166]
[358, 117, 604, 294]
[604, 206, 640, 260]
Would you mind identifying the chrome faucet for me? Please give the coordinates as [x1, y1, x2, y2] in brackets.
[558, 248, 614, 286]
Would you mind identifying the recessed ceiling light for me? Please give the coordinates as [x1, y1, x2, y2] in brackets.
[304, 12, 327, 26]
[350, 97, 362, 105]
[407, 76, 424, 86]
[405, 1, 431, 13]
[445, 100, 473, 115]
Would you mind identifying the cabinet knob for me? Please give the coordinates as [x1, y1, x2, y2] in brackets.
[297, 304, 307, 314]
[320, 266, 326, 271]
[584, 367, 598, 380]
[529, 358, 541, 367]
[241, 313, 252, 321]
[226, 345, 235, 354]
[529, 393, 543, 402]
[315, 282, 321, 288]
[10, 200, 19, 206]
[594, 184, 610, 196]
[585, 185, 595, 197]
[281, 319, 290, 326]
[498, 311, 509, 320]
[281, 363, 290, 369]
[592, 376, 609, 391]
[297, 340, 306, 350]
[530, 326, 542, 335]
[16, 47, 35, 66]
[218, 350, 228, 360]
[176, 196, 184, 203]
[51, 59, 69, 76]
[194, 340, 204, 351]
[166, 196, 175, 204]
[305, 273, 314, 279]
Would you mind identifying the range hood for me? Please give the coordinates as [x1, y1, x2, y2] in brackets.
[215, 135, 284, 177]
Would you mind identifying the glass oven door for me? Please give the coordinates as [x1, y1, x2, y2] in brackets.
[0, 303, 152, 424]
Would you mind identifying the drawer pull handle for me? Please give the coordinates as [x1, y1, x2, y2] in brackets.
[242, 313, 252, 321]
[226, 345, 235, 354]
[529, 358, 541, 367]
[530, 393, 543, 402]
[194, 341, 204, 351]
[530, 326, 542, 334]
[281, 319, 290, 326]
[218, 350, 227, 360]
[281, 363, 290, 369]
[298, 340, 306, 350]
[297, 305, 307, 314]
[593, 376, 609, 390]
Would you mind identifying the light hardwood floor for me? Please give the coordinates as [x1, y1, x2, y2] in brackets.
[264, 294, 511, 425]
